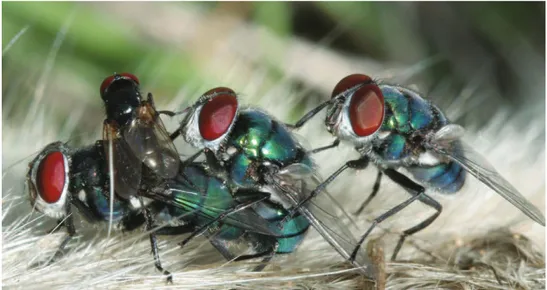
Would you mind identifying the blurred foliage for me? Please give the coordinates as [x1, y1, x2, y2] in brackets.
[2, 2, 545, 138]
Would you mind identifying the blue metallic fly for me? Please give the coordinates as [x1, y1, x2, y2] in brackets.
[26, 141, 182, 280]
[27, 140, 309, 282]
[172, 87, 375, 278]
[285, 73, 546, 261]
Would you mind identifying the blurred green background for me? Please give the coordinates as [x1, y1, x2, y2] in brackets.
[3, 2, 545, 148]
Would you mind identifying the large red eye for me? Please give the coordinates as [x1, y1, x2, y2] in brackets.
[202, 87, 234, 96]
[331, 74, 373, 98]
[100, 75, 116, 97]
[119, 72, 140, 85]
[100, 73, 140, 97]
[36, 152, 66, 203]
[348, 84, 384, 137]
[198, 88, 238, 141]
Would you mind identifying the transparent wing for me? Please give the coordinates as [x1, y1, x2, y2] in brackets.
[426, 124, 545, 226]
[146, 172, 279, 237]
[103, 121, 142, 199]
[290, 131, 313, 152]
[123, 103, 180, 179]
[205, 226, 277, 261]
[274, 163, 375, 278]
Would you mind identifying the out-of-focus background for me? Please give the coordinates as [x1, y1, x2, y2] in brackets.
[3, 2, 545, 137]
[3, 2, 545, 289]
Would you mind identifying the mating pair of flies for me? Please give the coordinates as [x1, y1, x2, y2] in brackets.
[27, 72, 545, 283]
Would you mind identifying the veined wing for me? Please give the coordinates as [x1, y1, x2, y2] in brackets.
[103, 121, 142, 199]
[274, 163, 375, 279]
[123, 103, 180, 179]
[206, 226, 278, 262]
[426, 124, 545, 226]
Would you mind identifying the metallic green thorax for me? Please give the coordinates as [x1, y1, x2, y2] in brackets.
[379, 85, 446, 134]
[227, 110, 313, 187]
[376, 85, 449, 161]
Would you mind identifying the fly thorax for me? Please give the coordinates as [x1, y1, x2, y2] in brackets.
[107, 104, 137, 127]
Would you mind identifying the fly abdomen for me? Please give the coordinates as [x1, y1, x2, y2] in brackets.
[253, 200, 310, 254]
[274, 215, 309, 253]
[407, 160, 466, 193]
[88, 186, 127, 221]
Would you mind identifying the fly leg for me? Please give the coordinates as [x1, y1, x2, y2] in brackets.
[349, 169, 442, 262]
[282, 156, 370, 223]
[383, 169, 442, 261]
[234, 239, 279, 272]
[285, 99, 334, 129]
[148, 92, 176, 116]
[141, 199, 173, 284]
[310, 138, 340, 154]
[72, 198, 104, 223]
[353, 171, 383, 215]
[169, 128, 181, 141]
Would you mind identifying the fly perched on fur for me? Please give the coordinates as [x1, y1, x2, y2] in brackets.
[174, 87, 376, 278]
[287, 73, 546, 261]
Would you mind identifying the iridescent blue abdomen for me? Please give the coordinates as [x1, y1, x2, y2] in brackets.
[227, 110, 313, 187]
[167, 164, 309, 254]
[167, 165, 235, 227]
[90, 188, 128, 221]
[376, 85, 466, 193]
[253, 201, 310, 253]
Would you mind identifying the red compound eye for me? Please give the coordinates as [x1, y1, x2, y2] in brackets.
[348, 84, 384, 137]
[202, 87, 234, 96]
[331, 74, 373, 98]
[198, 88, 238, 141]
[119, 72, 140, 85]
[100, 75, 116, 97]
[99, 73, 140, 97]
[36, 152, 66, 203]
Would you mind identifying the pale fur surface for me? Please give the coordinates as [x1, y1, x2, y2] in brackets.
[3, 3, 545, 290]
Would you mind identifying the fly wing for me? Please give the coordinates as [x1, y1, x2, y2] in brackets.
[103, 121, 142, 199]
[123, 104, 180, 179]
[426, 124, 545, 226]
[205, 227, 277, 262]
[274, 163, 375, 278]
